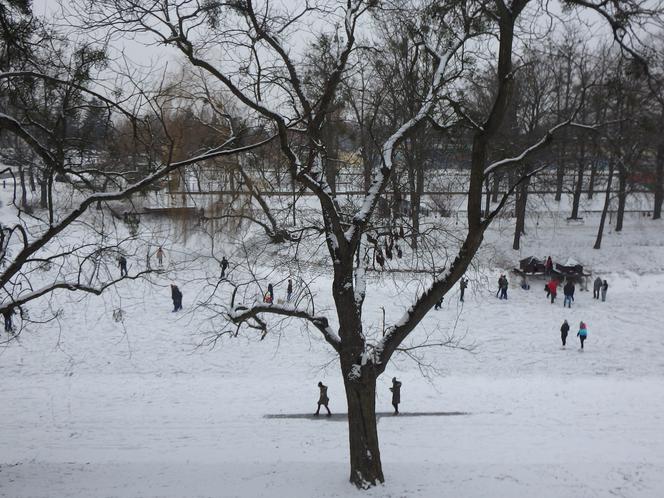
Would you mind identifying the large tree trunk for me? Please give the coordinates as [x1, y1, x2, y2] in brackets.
[654, 120, 663, 220]
[615, 162, 626, 232]
[40, 179, 48, 208]
[491, 172, 500, 202]
[342, 368, 383, 488]
[18, 165, 28, 210]
[512, 172, 530, 250]
[570, 139, 585, 219]
[594, 162, 614, 249]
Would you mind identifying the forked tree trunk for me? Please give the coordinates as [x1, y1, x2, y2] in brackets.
[343, 369, 383, 488]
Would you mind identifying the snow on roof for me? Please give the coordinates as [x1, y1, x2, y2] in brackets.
[563, 257, 581, 267]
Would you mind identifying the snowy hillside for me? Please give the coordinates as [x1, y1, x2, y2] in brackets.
[1, 179, 663, 497]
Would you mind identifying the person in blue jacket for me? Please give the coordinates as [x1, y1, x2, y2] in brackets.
[577, 321, 588, 349]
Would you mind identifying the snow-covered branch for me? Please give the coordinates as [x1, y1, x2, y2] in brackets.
[345, 36, 468, 245]
[229, 303, 341, 352]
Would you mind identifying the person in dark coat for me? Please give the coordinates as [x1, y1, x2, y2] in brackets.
[563, 281, 575, 308]
[560, 319, 570, 346]
[3, 308, 14, 333]
[601, 280, 608, 302]
[390, 377, 402, 415]
[314, 382, 331, 416]
[459, 277, 468, 302]
[545, 256, 553, 276]
[593, 276, 602, 299]
[498, 275, 508, 300]
[287, 279, 293, 301]
[118, 256, 128, 277]
[434, 296, 444, 310]
[220, 256, 229, 279]
[170, 284, 183, 312]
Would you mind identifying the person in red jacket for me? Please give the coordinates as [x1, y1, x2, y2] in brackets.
[546, 279, 558, 304]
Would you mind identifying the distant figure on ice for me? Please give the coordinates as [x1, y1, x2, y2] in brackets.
[560, 319, 570, 347]
[3, 308, 14, 333]
[546, 279, 558, 304]
[593, 276, 602, 299]
[563, 280, 575, 308]
[263, 283, 274, 304]
[171, 284, 183, 312]
[577, 321, 588, 350]
[545, 256, 553, 276]
[118, 256, 128, 277]
[314, 382, 331, 416]
[434, 296, 444, 310]
[601, 280, 609, 302]
[156, 246, 165, 267]
[220, 256, 229, 279]
[497, 275, 508, 299]
[287, 279, 293, 301]
[459, 277, 468, 302]
[390, 377, 402, 415]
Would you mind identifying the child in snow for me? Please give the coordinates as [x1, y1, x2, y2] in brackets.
[263, 283, 274, 304]
[547, 279, 558, 304]
[577, 321, 588, 349]
[156, 246, 165, 267]
[560, 319, 570, 346]
[314, 382, 331, 416]
[390, 377, 402, 415]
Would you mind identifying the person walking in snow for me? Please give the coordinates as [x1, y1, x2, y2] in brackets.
[498, 275, 508, 300]
[547, 279, 558, 304]
[220, 256, 229, 279]
[545, 256, 553, 276]
[314, 382, 331, 416]
[563, 280, 575, 308]
[390, 377, 402, 415]
[560, 319, 570, 347]
[593, 276, 602, 299]
[170, 284, 183, 312]
[287, 279, 293, 302]
[118, 256, 128, 277]
[434, 296, 444, 310]
[577, 321, 588, 349]
[459, 277, 468, 302]
[3, 308, 14, 333]
[601, 280, 609, 302]
[263, 283, 274, 304]
[156, 246, 164, 267]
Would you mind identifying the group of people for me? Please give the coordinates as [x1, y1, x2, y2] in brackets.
[315, 377, 402, 416]
[593, 277, 609, 301]
[118, 246, 166, 278]
[560, 320, 588, 349]
[262, 279, 294, 304]
[496, 275, 509, 300]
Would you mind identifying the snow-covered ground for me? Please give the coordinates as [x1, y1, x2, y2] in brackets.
[1, 180, 664, 497]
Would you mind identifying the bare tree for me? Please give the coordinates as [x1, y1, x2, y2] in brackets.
[65, 0, 664, 489]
